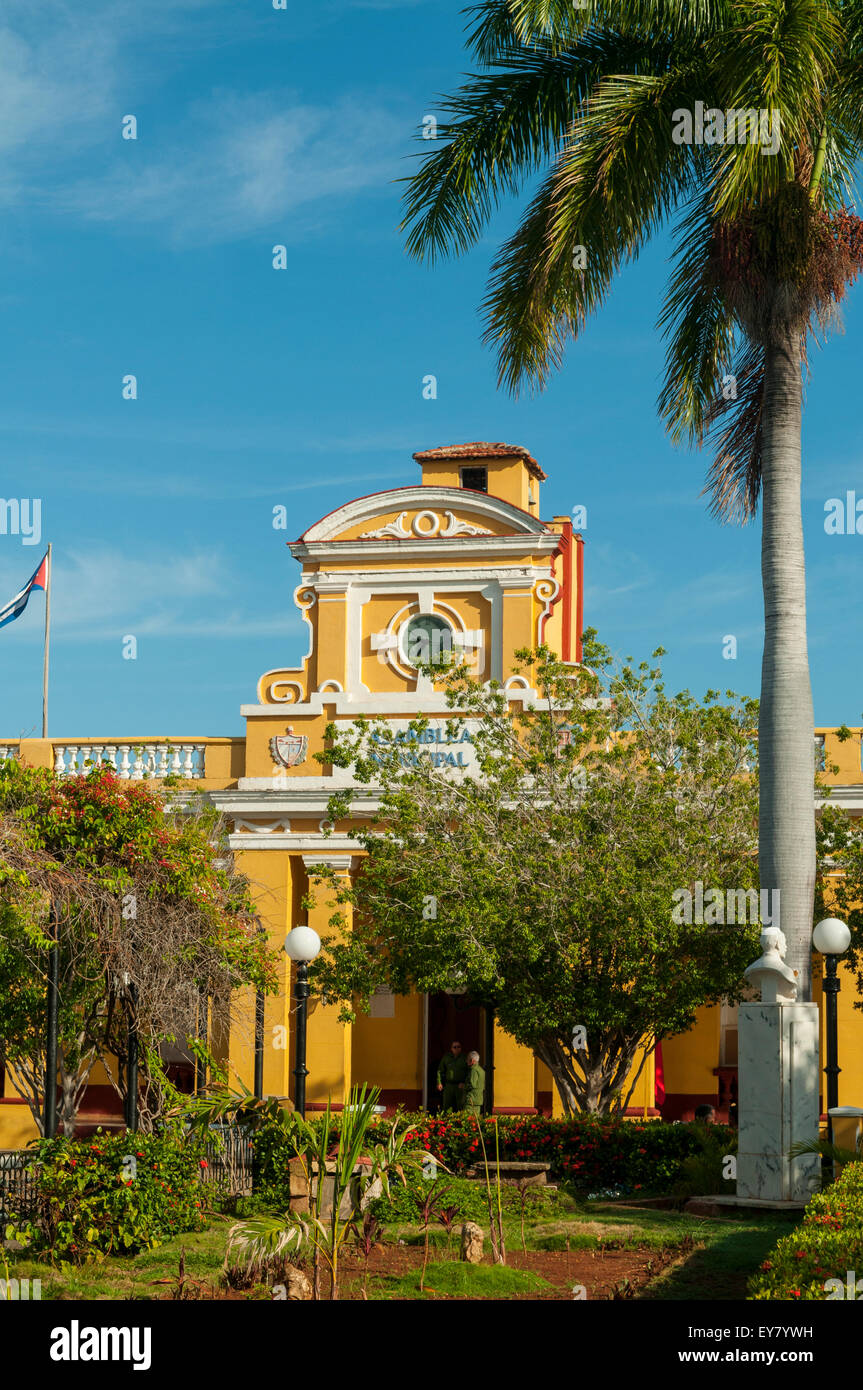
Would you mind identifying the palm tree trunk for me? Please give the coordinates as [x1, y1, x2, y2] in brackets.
[758, 323, 815, 999]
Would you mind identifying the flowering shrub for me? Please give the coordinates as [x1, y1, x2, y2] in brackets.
[748, 1163, 863, 1300]
[383, 1112, 736, 1194]
[16, 1128, 209, 1262]
[249, 1111, 734, 1200]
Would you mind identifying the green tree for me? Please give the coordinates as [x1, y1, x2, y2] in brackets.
[312, 640, 762, 1114]
[0, 761, 276, 1134]
[815, 789, 863, 1010]
[401, 0, 863, 999]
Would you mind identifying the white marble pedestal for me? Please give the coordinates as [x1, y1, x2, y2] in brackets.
[736, 1002, 821, 1204]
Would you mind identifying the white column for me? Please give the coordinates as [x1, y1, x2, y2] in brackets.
[737, 1002, 821, 1203]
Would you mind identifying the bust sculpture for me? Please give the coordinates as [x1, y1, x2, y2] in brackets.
[744, 926, 798, 1003]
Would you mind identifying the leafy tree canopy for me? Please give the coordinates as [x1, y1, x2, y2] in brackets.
[0, 761, 277, 1133]
[311, 636, 762, 1113]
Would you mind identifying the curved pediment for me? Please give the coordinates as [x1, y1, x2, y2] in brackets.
[300, 486, 550, 544]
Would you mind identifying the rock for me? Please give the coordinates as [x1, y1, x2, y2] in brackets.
[460, 1221, 485, 1263]
[273, 1265, 312, 1300]
[684, 1197, 720, 1218]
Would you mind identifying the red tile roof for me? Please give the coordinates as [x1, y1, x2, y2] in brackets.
[413, 441, 547, 481]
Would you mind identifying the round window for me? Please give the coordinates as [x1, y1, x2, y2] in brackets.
[401, 613, 454, 667]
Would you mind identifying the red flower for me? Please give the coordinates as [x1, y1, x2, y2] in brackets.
[199, 1159, 208, 1168]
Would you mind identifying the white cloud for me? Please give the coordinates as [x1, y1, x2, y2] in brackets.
[0, 545, 298, 644]
[0, 19, 116, 157]
[56, 95, 405, 243]
[0, 4, 408, 244]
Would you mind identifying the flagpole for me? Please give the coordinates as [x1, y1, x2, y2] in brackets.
[42, 543, 51, 739]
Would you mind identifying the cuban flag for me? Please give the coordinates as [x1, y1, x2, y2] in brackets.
[0, 552, 49, 629]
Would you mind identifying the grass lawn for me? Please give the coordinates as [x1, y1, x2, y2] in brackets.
[4, 1216, 254, 1301]
[370, 1261, 552, 1299]
[2, 1192, 800, 1301]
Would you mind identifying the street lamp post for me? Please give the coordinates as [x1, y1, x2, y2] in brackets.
[43, 905, 60, 1140]
[254, 923, 266, 1100]
[813, 917, 852, 1162]
[285, 926, 321, 1119]
[125, 979, 139, 1133]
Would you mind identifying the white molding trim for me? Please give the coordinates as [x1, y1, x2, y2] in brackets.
[535, 576, 561, 645]
[301, 853, 354, 873]
[301, 486, 550, 543]
[292, 536, 559, 564]
[230, 833, 363, 852]
[233, 816, 292, 833]
[306, 565, 553, 588]
[360, 509, 494, 540]
[256, 586, 316, 704]
[816, 787, 863, 812]
[240, 684, 540, 718]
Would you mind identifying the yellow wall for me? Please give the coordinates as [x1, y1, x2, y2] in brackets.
[352, 995, 424, 1094]
[7, 445, 863, 1142]
[494, 1024, 535, 1109]
[418, 456, 536, 513]
[0, 1103, 41, 1147]
[661, 1005, 721, 1106]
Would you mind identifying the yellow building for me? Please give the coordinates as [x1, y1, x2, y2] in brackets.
[1, 441, 862, 1142]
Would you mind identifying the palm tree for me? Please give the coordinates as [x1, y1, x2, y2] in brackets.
[401, 0, 863, 998]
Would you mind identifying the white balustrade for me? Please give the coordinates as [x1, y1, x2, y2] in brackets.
[50, 742, 207, 779]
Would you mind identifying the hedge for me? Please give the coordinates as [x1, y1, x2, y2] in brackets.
[390, 1111, 735, 1194]
[367, 1172, 560, 1226]
[250, 1110, 736, 1200]
[11, 1128, 210, 1263]
[748, 1162, 863, 1300]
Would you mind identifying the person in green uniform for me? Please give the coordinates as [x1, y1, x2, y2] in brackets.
[462, 1050, 486, 1115]
[436, 1040, 468, 1110]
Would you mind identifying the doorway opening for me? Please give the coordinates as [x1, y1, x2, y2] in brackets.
[425, 992, 493, 1114]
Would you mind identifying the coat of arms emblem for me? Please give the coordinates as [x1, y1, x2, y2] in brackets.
[270, 728, 308, 769]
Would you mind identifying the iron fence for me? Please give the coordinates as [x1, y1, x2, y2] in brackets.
[0, 1123, 257, 1233]
[201, 1124, 256, 1196]
[0, 1151, 38, 1227]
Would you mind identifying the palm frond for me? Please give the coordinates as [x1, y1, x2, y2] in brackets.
[710, 0, 841, 215]
[789, 1136, 862, 1165]
[701, 343, 766, 522]
[470, 0, 733, 55]
[466, 0, 591, 60]
[483, 62, 701, 392]
[225, 1214, 309, 1272]
[401, 30, 691, 265]
[658, 190, 737, 444]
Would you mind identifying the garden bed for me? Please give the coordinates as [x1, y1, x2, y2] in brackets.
[335, 1240, 686, 1300]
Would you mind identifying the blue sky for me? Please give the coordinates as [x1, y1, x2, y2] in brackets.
[0, 0, 861, 739]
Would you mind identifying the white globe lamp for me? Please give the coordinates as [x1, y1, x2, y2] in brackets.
[284, 926, 321, 1117]
[284, 926, 321, 962]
